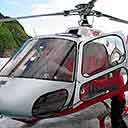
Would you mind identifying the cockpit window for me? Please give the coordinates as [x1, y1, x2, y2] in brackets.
[82, 43, 108, 76]
[11, 38, 76, 82]
[82, 35, 125, 77]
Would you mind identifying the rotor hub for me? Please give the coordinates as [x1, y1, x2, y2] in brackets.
[75, 4, 92, 16]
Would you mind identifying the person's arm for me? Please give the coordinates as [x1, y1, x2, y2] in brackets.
[92, 76, 115, 88]
[92, 70, 125, 101]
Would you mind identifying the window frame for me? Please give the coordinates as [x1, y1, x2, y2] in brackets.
[81, 34, 126, 78]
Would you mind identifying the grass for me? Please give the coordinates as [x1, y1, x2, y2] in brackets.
[0, 17, 29, 57]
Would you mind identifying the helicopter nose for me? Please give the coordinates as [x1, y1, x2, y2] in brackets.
[0, 92, 26, 117]
[0, 86, 25, 117]
[0, 96, 9, 115]
[0, 91, 14, 116]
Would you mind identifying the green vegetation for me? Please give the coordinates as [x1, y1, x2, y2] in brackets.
[0, 13, 29, 57]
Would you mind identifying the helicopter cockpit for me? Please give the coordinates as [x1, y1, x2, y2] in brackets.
[5, 38, 77, 82]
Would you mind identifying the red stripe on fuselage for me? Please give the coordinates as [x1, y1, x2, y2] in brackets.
[56, 86, 128, 116]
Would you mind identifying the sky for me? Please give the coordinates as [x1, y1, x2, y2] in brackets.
[1, 0, 128, 37]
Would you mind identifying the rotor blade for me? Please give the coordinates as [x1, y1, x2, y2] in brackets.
[0, 10, 78, 23]
[94, 10, 128, 24]
[88, 0, 98, 6]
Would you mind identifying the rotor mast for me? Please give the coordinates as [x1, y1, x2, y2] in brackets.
[74, 0, 97, 26]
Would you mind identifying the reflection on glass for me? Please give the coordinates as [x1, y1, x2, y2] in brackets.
[82, 35, 125, 77]
[11, 38, 76, 82]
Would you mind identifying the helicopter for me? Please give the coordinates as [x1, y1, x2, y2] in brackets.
[0, 0, 128, 127]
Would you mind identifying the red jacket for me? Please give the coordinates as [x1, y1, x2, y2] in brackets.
[92, 70, 125, 101]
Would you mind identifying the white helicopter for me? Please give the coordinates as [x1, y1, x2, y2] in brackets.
[0, 0, 128, 127]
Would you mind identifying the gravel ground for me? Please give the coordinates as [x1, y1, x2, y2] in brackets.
[0, 102, 109, 128]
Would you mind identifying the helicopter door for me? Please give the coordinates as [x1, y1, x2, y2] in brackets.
[74, 34, 128, 105]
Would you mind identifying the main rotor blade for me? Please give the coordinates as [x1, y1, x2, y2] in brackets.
[88, 0, 98, 6]
[0, 10, 78, 23]
[94, 10, 128, 24]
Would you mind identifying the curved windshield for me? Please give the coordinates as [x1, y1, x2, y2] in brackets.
[0, 38, 33, 71]
[11, 38, 76, 82]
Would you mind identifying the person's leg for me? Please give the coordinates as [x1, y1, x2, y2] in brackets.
[111, 97, 127, 128]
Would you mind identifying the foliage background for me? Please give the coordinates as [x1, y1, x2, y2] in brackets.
[0, 13, 29, 57]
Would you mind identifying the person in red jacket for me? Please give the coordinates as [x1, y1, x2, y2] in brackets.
[92, 69, 127, 128]
[83, 42, 127, 127]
